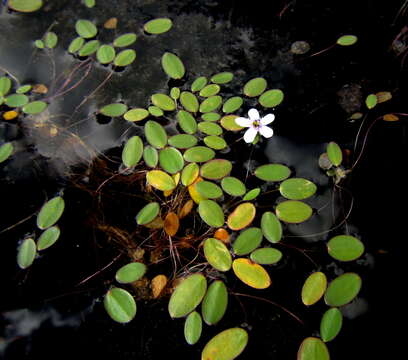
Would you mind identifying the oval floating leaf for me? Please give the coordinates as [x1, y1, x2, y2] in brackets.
[124, 108, 149, 122]
[100, 103, 128, 118]
[259, 89, 284, 108]
[232, 227, 263, 255]
[144, 18, 172, 34]
[97, 44, 116, 64]
[365, 94, 377, 109]
[200, 84, 220, 97]
[301, 272, 327, 306]
[44, 32, 58, 49]
[68, 37, 85, 54]
[201, 280, 228, 325]
[227, 202, 256, 230]
[243, 77, 267, 97]
[0, 77, 12, 96]
[232, 258, 271, 289]
[143, 146, 158, 168]
[276, 200, 313, 224]
[337, 35, 358, 46]
[279, 178, 317, 200]
[75, 19, 97, 39]
[169, 134, 197, 149]
[221, 177, 246, 197]
[202, 112, 221, 122]
[146, 170, 176, 191]
[16, 85, 32, 94]
[250, 247, 282, 265]
[151, 93, 176, 111]
[188, 177, 206, 204]
[8, 0, 43, 13]
[320, 307, 343, 342]
[122, 136, 143, 168]
[243, 188, 261, 201]
[115, 262, 147, 284]
[34, 39, 44, 49]
[199, 200, 224, 228]
[210, 72, 234, 84]
[327, 142, 342, 166]
[181, 162, 199, 186]
[114, 49, 136, 66]
[5, 94, 29, 108]
[204, 238, 232, 271]
[199, 95, 222, 113]
[113, 33, 137, 47]
[145, 120, 167, 149]
[184, 146, 215, 163]
[297, 337, 330, 360]
[202, 328, 248, 360]
[184, 311, 202, 345]
[37, 226, 60, 251]
[198, 122, 223, 136]
[168, 274, 207, 318]
[255, 163, 291, 181]
[22, 101, 48, 115]
[177, 110, 197, 134]
[148, 105, 163, 117]
[0, 142, 14, 163]
[180, 91, 199, 113]
[200, 159, 232, 180]
[191, 77, 208, 92]
[104, 287, 136, 323]
[84, 0, 95, 8]
[261, 211, 282, 243]
[203, 136, 227, 150]
[78, 39, 100, 56]
[159, 147, 184, 174]
[327, 235, 364, 262]
[17, 238, 36, 269]
[196, 181, 223, 199]
[136, 202, 160, 225]
[223, 96, 243, 113]
[161, 52, 185, 79]
[164, 212, 179, 236]
[36, 196, 65, 230]
[170, 87, 180, 100]
[324, 273, 362, 307]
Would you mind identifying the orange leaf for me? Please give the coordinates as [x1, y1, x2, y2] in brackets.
[164, 212, 179, 236]
[178, 199, 194, 219]
[383, 114, 399, 122]
[104, 17, 118, 29]
[214, 228, 230, 243]
[151, 274, 168, 298]
[3, 110, 18, 120]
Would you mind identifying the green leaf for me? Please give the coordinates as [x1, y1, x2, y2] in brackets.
[0, 142, 14, 163]
[200, 159, 232, 180]
[168, 273, 207, 318]
[261, 211, 282, 243]
[279, 178, 317, 200]
[159, 147, 184, 174]
[8, 0, 43, 13]
[222, 96, 243, 113]
[96, 45, 116, 64]
[84, 0, 95, 8]
[16, 85, 32, 94]
[113, 33, 137, 47]
[220, 115, 244, 132]
[34, 39, 45, 49]
[232, 227, 263, 255]
[100, 103, 127, 117]
[326, 142, 342, 166]
[204, 238, 232, 271]
[365, 94, 377, 109]
[68, 37, 85, 54]
[144, 18, 173, 34]
[122, 136, 143, 168]
[169, 134, 198, 149]
[161, 52, 185, 79]
[198, 200, 224, 227]
[232, 258, 271, 289]
[146, 170, 176, 191]
[336, 35, 358, 46]
[199, 95, 222, 113]
[203, 135, 227, 150]
[243, 188, 261, 201]
[37, 226, 60, 251]
[0, 77, 12, 96]
[258, 89, 284, 108]
[5, 94, 29, 108]
[327, 235, 364, 262]
[227, 202, 256, 231]
[221, 177, 246, 196]
[78, 40, 100, 56]
[45, 32, 58, 49]
[210, 72, 234, 84]
[145, 120, 167, 149]
[22, 101, 48, 115]
[198, 122, 223, 136]
[243, 77, 267, 97]
[177, 110, 197, 134]
[196, 181, 223, 199]
[250, 248, 282, 265]
[151, 93, 176, 111]
[191, 76, 208, 92]
[75, 19, 97, 39]
[202, 328, 248, 360]
[180, 91, 199, 113]
[297, 337, 330, 360]
[184, 146, 215, 163]
[200, 84, 220, 97]
[114, 49, 136, 66]
[324, 273, 362, 306]
[148, 106, 163, 117]
[170, 87, 180, 100]
[255, 163, 291, 181]
[320, 308, 343, 342]
[301, 272, 327, 306]
[201, 280, 228, 325]
[184, 311, 202, 345]
[124, 108, 149, 122]
[276, 200, 313, 224]
[17, 238, 36, 269]
[104, 287, 136, 323]
[181, 162, 199, 186]
[115, 262, 147, 284]
[36, 196, 65, 230]
[136, 202, 160, 225]
[143, 145, 158, 168]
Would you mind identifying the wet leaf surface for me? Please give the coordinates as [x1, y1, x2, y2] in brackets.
[320, 307, 343, 342]
[232, 227, 263, 255]
[104, 287, 136, 323]
[36, 196, 65, 230]
[136, 202, 160, 225]
[327, 235, 364, 261]
[115, 262, 147, 284]
[144, 18, 173, 34]
[232, 258, 271, 289]
[261, 211, 282, 243]
[17, 238, 36, 269]
[301, 272, 327, 306]
[201, 328, 248, 360]
[227, 202, 256, 230]
[201, 280, 228, 325]
[324, 273, 362, 306]
[276, 200, 313, 224]
[198, 200, 224, 227]
[37, 226, 60, 251]
[161, 52, 185, 79]
[203, 238, 232, 271]
[297, 337, 330, 360]
[184, 311, 202, 345]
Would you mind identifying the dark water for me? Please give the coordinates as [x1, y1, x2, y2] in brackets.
[1, 1, 407, 359]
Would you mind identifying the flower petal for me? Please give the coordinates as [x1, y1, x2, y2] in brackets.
[243, 127, 258, 143]
[235, 117, 252, 127]
[259, 126, 273, 138]
[248, 108, 260, 121]
[260, 113, 275, 125]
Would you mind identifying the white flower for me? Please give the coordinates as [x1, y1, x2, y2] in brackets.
[235, 108, 275, 143]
